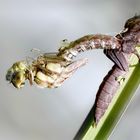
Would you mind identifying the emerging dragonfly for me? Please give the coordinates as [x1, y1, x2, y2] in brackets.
[6, 15, 140, 125]
[6, 51, 88, 89]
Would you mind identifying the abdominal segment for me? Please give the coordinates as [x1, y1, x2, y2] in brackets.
[94, 65, 127, 125]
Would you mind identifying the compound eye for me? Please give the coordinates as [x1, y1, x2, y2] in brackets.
[124, 20, 134, 29]
[6, 70, 14, 82]
[124, 15, 140, 30]
[11, 72, 26, 89]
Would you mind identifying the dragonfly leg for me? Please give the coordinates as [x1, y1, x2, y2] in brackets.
[115, 76, 125, 85]
[133, 49, 140, 63]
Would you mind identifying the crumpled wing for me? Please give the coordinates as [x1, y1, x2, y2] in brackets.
[53, 58, 88, 87]
[104, 49, 129, 71]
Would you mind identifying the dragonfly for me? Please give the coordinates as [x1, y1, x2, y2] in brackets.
[6, 15, 140, 125]
[6, 51, 88, 89]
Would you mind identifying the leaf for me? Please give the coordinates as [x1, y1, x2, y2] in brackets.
[74, 46, 140, 140]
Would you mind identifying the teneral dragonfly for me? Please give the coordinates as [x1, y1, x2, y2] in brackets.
[6, 52, 88, 89]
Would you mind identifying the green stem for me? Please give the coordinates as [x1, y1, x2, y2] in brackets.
[74, 47, 140, 140]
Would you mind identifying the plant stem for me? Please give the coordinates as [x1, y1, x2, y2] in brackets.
[74, 47, 140, 140]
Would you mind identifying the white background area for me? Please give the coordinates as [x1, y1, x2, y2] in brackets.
[0, 0, 140, 140]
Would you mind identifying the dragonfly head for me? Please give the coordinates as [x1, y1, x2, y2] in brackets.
[6, 61, 28, 89]
[120, 15, 140, 47]
[124, 15, 140, 32]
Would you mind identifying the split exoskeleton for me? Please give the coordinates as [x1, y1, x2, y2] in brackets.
[6, 15, 140, 125]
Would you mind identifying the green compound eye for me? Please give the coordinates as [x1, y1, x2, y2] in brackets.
[6, 69, 14, 82]
[11, 71, 26, 89]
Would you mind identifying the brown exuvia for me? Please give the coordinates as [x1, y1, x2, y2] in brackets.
[94, 65, 127, 124]
[94, 15, 140, 124]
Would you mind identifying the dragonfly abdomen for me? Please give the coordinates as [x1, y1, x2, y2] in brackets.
[74, 35, 121, 51]
[58, 35, 121, 61]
